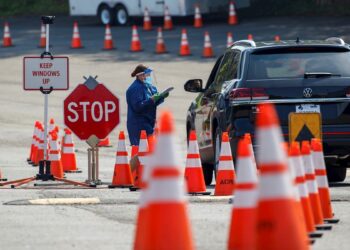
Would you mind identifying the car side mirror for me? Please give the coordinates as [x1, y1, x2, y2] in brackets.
[184, 79, 203, 93]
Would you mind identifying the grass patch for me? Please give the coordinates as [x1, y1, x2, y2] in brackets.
[0, 0, 69, 17]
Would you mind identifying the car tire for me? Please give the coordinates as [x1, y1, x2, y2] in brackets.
[98, 5, 114, 25]
[114, 4, 129, 26]
[326, 165, 347, 182]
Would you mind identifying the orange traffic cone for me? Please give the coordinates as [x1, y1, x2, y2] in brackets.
[184, 130, 208, 195]
[61, 128, 81, 173]
[227, 32, 234, 48]
[39, 22, 46, 48]
[155, 27, 167, 54]
[255, 103, 309, 250]
[194, 4, 203, 28]
[133, 134, 156, 249]
[28, 121, 39, 164]
[130, 25, 142, 52]
[133, 130, 148, 189]
[275, 35, 281, 42]
[163, 5, 173, 30]
[202, 31, 214, 58]
[33, 124, 44, 166]
[109, 131, 134, 188]
[228, 2, 238, 25]
[228, 137, 258, 250]
[301, 140, 324, 226]
[71, 21, 83, 49]
[139, 111, 194, 250]
[98, 137, 112, 147]
[287, 143, 308, 235]
[2, 22, 13, 47]
[30, 122, 42, 164]
[48, 132, 64, 178]
[48, 118, 55, 134]
[311, 139, 333, 219]
[244, 133, 256, 167]
[214, 132, 236, 196]
[103, 24, 115, 50]
[143, 7, 152, 31]
[290, 141, 316, 234]
[179, 29, 191, 56]
[248, 34, 253, 40]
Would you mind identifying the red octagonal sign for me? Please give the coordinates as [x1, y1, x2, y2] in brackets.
[64, 79, 119, 140]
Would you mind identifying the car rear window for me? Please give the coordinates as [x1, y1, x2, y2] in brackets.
[247, 50, 350, 79]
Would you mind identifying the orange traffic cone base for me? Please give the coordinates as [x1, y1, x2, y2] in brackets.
[214, 170, 235, 196]
[229, 209, 256, 250]
[109, 164, 134, 188]
[185, 168, 210, 195]
[147, 203, 194, 249]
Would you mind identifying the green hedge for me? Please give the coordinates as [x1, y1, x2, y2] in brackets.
[0, 0, 69, 17]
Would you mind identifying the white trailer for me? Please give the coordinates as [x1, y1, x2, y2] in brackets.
[69, 0, 250, 26]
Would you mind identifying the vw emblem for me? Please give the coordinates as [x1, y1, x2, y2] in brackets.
[303, 88, 312, 98]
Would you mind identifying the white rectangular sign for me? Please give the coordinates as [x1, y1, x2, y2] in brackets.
[23, 56, 69, 90]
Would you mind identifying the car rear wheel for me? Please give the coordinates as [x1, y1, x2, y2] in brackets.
[326, 165, 347, 182]
[98, 5, 113, 25]
[114, 4, 129, 26]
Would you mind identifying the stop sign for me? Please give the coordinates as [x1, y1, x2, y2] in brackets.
[64, 78, 119, 140]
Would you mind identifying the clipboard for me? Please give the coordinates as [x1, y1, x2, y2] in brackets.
[160, 87, 174, 96]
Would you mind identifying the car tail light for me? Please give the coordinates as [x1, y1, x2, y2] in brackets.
[252, 88, 269, 100]
[229, 88, 251, 101]
[346, 88, 350, 97]
[229, 88, 269, 101]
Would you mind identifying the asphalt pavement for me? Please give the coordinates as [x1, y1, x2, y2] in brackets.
[0, 16, 350, 249]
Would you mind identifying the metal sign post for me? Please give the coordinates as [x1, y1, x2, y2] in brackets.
[86, 135, 101, 185]
[0, 16, 93, 188]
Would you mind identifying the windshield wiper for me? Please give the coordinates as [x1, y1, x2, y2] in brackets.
[304, 72, 341, 79]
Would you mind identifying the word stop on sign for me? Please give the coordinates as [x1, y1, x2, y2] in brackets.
[67, 101, 116, 122]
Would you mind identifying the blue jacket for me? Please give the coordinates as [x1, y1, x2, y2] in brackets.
[126, 79, 163, 145]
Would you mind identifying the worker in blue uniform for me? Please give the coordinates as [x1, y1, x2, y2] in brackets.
[126, 64, 169, 146]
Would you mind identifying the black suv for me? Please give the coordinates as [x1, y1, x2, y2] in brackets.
[185, 37, 350, 184]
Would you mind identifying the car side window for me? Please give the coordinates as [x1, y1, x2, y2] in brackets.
[213, 50, 241, 90]
[204, 55, 223, 90]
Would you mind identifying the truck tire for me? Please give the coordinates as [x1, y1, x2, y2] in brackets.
[98, 5, 113, 25]
[114, 4, 129, 26]
[326, 165, 347, 182]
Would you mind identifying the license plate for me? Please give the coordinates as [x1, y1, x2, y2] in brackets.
[295, 104, 320, 113]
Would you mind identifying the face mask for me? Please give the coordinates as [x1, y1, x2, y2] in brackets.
[144, 76, 152, 86]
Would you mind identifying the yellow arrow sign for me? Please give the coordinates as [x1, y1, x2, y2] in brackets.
[289, 112, 322, 142]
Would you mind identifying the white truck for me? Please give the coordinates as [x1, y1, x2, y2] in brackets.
[69, 0, 250, 26]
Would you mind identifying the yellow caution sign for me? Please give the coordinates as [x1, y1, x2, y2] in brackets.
[289, 112, 322, 142]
